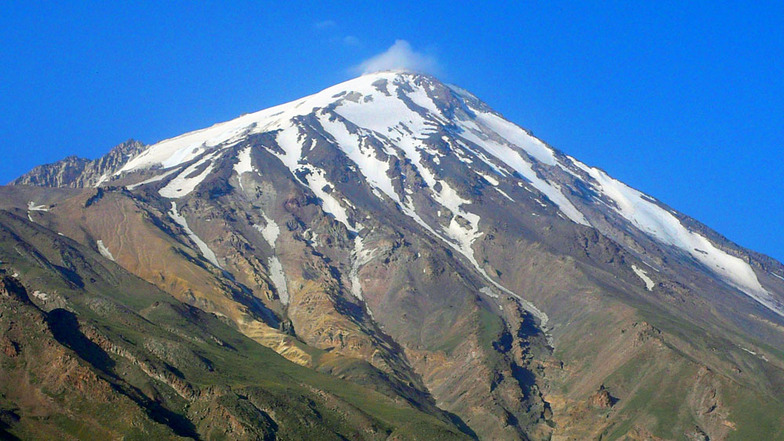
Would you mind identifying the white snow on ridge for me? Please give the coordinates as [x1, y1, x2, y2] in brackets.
[473, 111, 557, 166]
[303, 166, 352, 229]
[273, 123, 305, 171]
[120, 118, 251, 173]
[275, 124, 354, 231]
[475, 164, 515, 201]
[94, 173, 109, 187]
[318, 114, 399, 203]
[97, 240, 116, 262]
[234, 147, 254, 175]
[574, 161, 783, 316]
[496, 188, 515, 202]
[169, 202, 222, 269]
[458, 123, 589, 226]
[406, 84, 446, 123]
[632, 264, 654, 291]
[117, 72, 407, 174]
[159, 153, 217, 199]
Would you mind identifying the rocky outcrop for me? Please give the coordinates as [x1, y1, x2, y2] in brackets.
[12, 139, 145, 187]
[588, 385, 615, 408]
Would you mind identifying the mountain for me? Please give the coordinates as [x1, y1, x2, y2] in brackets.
[3, 71, 784, 440]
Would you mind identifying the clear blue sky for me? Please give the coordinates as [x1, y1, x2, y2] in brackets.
[1, 2, 782, 261]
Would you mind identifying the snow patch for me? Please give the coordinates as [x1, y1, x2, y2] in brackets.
[94, 173, 109, 187]
[406, 83, 445, 122]
[27, 202, 48, 211]
[741, 347, 769, 362]
[234, 146, 255, 191]
[632, 264, 654, 291]
[267, 256, 289, 304]
[97, 240, 116, 262]
[349, 235, 376, 300]
[304, 167, 352, 229]
[252, 214, 288, 304]
[479, 287, 499, 299]
[477, 171, 499, 186]
[254, 213, 280, 249]
[168, 202, 222, 268]
[318, 114, 399, 203]
[496, 188, 515, 202]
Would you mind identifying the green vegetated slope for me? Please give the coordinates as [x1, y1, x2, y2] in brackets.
[0, 209, 470, 440]
[537, 265, 784, 441]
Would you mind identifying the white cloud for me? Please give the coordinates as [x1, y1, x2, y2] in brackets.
[355, 40, 439, 75]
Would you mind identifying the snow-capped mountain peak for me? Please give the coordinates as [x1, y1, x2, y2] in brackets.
[109, 71, 783, 318]
[8, 70, 784, 440]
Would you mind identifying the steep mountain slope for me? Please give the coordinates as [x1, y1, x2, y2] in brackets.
[0, 209, 470, 440]
[5, 71, 784, 440]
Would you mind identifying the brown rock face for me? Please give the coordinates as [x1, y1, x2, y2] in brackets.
[588, 385, 615, 409]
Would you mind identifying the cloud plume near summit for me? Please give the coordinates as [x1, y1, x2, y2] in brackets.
[355, 40, 439, 75]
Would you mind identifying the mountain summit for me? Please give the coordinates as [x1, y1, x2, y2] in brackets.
[4, 71, 784, 439]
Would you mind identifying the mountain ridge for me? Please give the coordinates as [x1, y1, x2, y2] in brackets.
[12, 139, 146, 188]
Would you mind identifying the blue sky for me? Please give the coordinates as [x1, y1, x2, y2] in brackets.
[1, 2, 782, 261]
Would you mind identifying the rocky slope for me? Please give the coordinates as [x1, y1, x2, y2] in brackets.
[0, 209, 469, 440]
[12, 139, 146, 188]
[4, 71, 784, 440]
